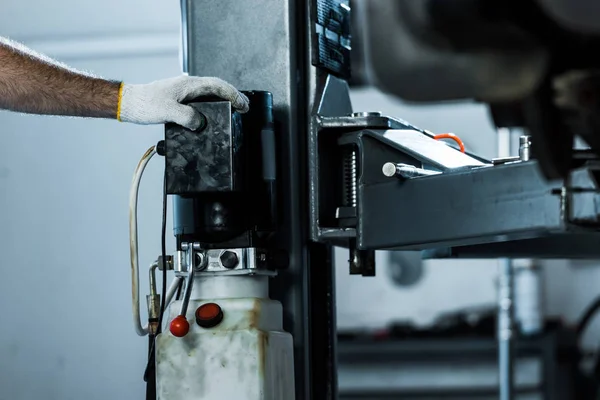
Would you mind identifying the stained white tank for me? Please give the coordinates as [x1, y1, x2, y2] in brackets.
[156, 275, 295, 400]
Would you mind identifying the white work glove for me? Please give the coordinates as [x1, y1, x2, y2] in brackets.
[117, 76, 249, 130]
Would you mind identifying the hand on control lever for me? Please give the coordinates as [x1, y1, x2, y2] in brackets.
[118, 76, 250, 130]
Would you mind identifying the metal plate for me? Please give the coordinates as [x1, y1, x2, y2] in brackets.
[381, 129, 486, 170]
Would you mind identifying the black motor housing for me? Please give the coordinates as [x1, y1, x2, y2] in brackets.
[165, 91, 277, 249]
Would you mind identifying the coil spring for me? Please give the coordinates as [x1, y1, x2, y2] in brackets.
[343, 148, 357, 208]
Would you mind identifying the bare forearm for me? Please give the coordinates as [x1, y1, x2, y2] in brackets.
[0, 37, 120, 118]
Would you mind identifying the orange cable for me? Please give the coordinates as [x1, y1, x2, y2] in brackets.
[433, 133, 465, 153]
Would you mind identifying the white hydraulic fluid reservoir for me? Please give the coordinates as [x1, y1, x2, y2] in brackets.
[156, 275, 295, 400]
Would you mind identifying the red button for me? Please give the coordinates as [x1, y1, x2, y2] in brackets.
[195, 303, 224, 328]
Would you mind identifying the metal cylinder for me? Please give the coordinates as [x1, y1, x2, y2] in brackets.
[498, 258, 515, 400]
[146, 294, 161, 321]
[348, 241, 376, 276]
[178, 245, 197, 318]
[519, 135, 531, 161]
[191, 275, 269, 299]
[382, 162, 440, 179]
[173, 196, 247, 244]
[164, 277, 184, 308]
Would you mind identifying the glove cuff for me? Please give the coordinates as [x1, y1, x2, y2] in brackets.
[116, 82, 125, 122]
[119, 83, 156, 125]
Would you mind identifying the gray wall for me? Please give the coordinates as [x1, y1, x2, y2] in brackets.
[0, 2, 599, 399]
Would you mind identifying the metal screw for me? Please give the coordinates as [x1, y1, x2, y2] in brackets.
[382, 162, 397, 177]
[220, 251, 239, 269]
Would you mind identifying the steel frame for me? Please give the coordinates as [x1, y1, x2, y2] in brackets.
[182, 0, 351, 398]
[311, 123, 600, 257]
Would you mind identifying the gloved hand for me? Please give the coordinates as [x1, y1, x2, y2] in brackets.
[117, 76, 249, 130]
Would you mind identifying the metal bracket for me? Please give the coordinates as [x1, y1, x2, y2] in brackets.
[174, 247, 283, 277]
[310, 116, 600, 258]
[309, 113, 487, 245]
[309, 112, 429, 244]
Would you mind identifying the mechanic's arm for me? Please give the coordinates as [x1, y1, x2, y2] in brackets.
[0, 37, 248, 130]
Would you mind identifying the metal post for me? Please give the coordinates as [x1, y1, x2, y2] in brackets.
[180, 1, 349, 398]
[496, 129, 516, 400]
[498, 258, 515, 400]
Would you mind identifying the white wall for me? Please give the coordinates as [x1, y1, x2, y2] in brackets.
[0, 1, 179, 38]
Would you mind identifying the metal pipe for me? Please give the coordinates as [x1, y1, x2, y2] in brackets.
[132, 260, 159, 337]
[164, 276, 184, 307]
[178, 244, 196, 318]
[179, 0, 189, 74]
[498, 258, 515, 400]
[150, 267, 183, 317]
[149, 261, 159, 296]
[157, 277, 184, 333]
[146, 261, 161, 333]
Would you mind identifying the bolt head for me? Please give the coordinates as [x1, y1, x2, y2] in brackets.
[219, 251, 239, 269]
